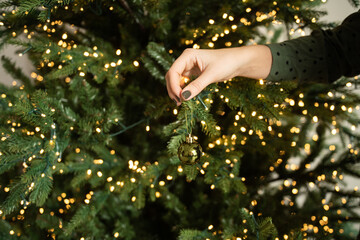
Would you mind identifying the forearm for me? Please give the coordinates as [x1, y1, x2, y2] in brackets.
[234, 45, 272, 80]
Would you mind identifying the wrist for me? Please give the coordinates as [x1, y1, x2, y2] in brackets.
[235, 45, 272, 80]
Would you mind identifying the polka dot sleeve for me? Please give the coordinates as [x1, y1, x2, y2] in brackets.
[266, 10, 360, 84]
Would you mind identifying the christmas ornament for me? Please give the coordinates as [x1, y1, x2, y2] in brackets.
[178, 134, 202, 164]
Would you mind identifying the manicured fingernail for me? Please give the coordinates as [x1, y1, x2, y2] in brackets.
[175, 96, 181, 102]
[172, 98, 177, 104]
[182, 90, 191, 100]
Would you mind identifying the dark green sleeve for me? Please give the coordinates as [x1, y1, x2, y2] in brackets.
[266, 10, 360, 83]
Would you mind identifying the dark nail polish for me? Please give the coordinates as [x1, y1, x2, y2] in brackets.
[175, 96, 181, 102]
[172, 98, 177, 104]
[182, 90, 191, 100]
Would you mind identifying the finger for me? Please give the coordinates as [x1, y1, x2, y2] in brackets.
[166, 49, 198, 99]
[181, 71, 213, 101]
[183, 67, 201, 78]
[166, 69, 183, 101]
[180, 76, 190, 88]
[181, 68, 201, 88]
[166, 78, 181, 105]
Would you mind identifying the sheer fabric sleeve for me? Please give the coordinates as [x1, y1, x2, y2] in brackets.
[266, 10, 360, 84]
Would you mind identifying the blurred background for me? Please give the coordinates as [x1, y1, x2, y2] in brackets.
[0, 0, 358, 86]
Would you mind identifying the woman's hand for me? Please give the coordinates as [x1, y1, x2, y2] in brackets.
[165, 45, 272, 105]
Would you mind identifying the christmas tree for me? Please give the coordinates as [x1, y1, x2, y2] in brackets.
[0, 0, 360, 239]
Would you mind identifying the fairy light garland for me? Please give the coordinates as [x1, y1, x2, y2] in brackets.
[0, 1, 359, 239]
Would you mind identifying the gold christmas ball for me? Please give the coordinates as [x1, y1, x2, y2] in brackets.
[177, 135, 202, 165]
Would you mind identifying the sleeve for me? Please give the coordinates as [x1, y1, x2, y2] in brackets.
[266, 10, 360, 84]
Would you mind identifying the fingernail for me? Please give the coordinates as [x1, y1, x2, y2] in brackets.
[182, 90, 191, 100]
[172, 98, 177, 104]
[175, 96, 181, 102]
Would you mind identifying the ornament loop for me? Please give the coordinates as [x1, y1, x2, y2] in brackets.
[186, 133, 193, 144]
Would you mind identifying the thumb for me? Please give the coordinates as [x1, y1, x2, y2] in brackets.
[181, 74, 212, 101]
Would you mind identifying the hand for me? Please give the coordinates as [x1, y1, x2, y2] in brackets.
[165, 46, 272, 105]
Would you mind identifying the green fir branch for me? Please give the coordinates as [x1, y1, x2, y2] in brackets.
[29, 172, 53, 206]
[1, 181, 28, 215]
[64, 191, 109, 236]
[1, 55, 33, 92]
[146, 42, 174, 71]
[178, 229, 211, 240]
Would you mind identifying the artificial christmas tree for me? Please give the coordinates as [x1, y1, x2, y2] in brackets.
[0, 0, 359, 239]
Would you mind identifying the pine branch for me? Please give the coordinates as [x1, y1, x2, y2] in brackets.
[28, 172, 53, 206]
[119, 0, 145, 31]
[1, 56, 34, 92]
[0, 0, 15, 9]
[0, 154, 28, 175]
[64, 191, 109, 236]
[146, 42, 174, 72]
[258, 217, 278, 239]
[347, 0, 360, 7]
[64, 205, 92, 236]
[1, 181, 28, 215]
[178, 229, 211, 240]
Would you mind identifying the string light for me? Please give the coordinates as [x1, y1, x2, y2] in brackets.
[0, 3, 358, 240]
[133, 61, 139, 67]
